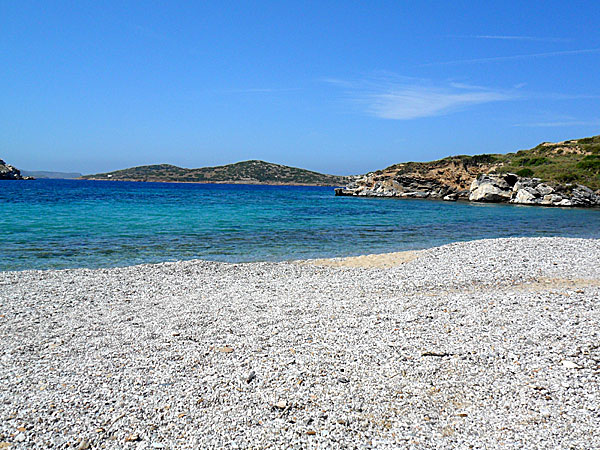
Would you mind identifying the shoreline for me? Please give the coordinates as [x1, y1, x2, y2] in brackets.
[3, 233, 600, 274]
[77, 178, 346, 187]
[2, 235, 599, 273]
[1, 237, 599, 448]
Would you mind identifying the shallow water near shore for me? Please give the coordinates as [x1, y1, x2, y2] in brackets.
[1, 178, 600, 271]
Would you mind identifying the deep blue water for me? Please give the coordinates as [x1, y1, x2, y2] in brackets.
[1, 179, 599, 271]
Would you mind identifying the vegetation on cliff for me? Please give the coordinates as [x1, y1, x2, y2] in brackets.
[82, 160, 349, 186]
[492, 135, 600, 189]
[365, 135, 600, 191]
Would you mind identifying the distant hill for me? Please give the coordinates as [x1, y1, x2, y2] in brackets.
[81, 160, 350, 186]
[21, 170, 82, 179]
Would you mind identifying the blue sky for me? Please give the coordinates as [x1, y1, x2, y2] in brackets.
[2, 1, 599, 175]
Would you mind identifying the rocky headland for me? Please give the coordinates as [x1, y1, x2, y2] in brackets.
[335, 135, 600, 207]
[0, 159, 25, 180]
[335, 154, 496, 200]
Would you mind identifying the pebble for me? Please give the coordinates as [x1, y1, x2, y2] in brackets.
[245, 370, 256, 383]
[0, 237, 599, 449]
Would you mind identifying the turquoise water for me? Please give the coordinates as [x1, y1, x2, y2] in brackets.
[1, 179, 599, 271]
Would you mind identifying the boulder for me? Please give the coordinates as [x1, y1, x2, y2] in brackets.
[541, 194, 563, 205]
[469, 183, 509, 202]
[443, 193, 458, 201]
[469, 174, 517, 202]
[536, 184, 554, 196]
[334, 188, 356, 196]
[399, 191, 428, 198]
[513, 178, 542, 192]
[512, 188, 537, 205]
[570, 185, 600, 206]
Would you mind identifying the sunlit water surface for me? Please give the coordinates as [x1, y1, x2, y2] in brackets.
[1, 179, 599, 271]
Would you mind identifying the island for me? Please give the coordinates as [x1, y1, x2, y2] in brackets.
[81, 159, 350, 186]
[20, 170, 82, 179]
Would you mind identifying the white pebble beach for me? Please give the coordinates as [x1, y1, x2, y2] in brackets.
[1, 237, 599, 449]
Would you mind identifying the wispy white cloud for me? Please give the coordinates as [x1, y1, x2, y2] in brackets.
[325, 75, 600, 121]
[365, 86, 513, 119]
[448, 81, 492, 90]
[227, 88, 290, 93]
[318, 77, 356, 88]
[469, 35, 571, 43]
[419, 48, 600, 66]
[513, 120, 600, 127]
[323, 77, 516, 120]
[533, 92, 600, 100]
[213, 87, 302, 94]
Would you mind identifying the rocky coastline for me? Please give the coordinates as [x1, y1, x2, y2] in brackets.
[336, 172, 600, 208]
[470, 173, 600, 207]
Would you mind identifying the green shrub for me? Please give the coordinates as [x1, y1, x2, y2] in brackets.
[517, 157, 549, 166]
[516, 168, 534, 177]
[585, 144, 600, 154]
[557, 173, 579, 183]
[528, 157, 549, 166]
[518, 158, 530, 165]
[576, 155, 600, 171]
[465, 154, 497, 165]
[578, 137, 596, 144]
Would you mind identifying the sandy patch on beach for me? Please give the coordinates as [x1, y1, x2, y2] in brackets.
[304, 250, 420, 268]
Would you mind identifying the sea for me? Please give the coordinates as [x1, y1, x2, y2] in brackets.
[1, 179, 599, 272]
